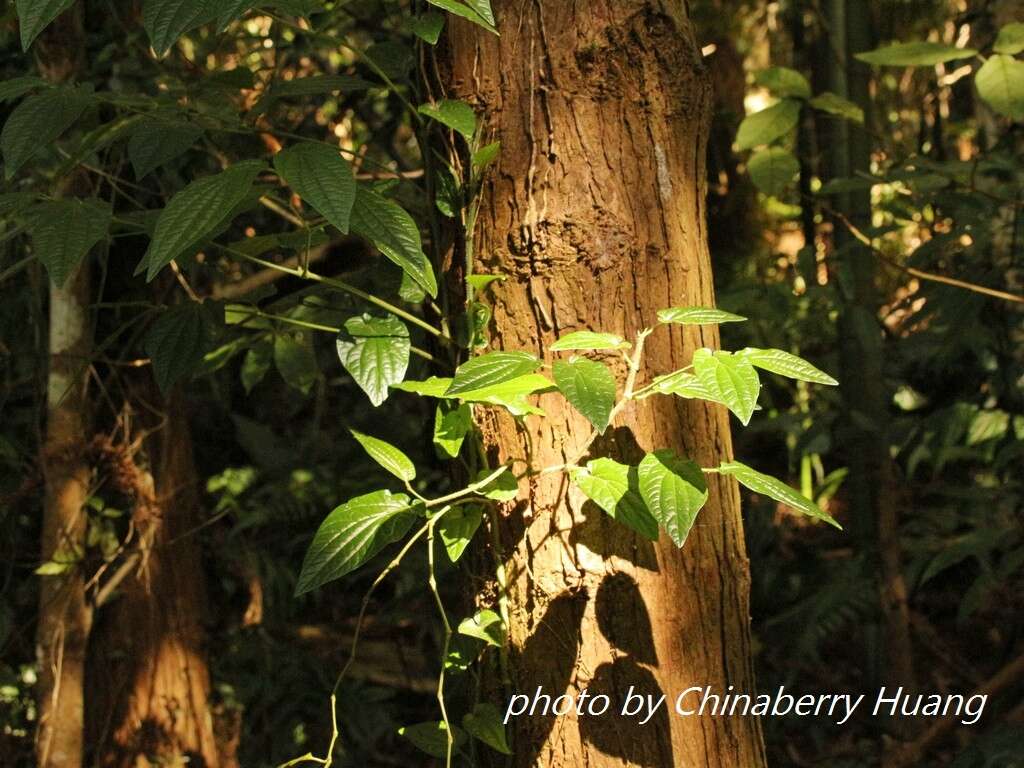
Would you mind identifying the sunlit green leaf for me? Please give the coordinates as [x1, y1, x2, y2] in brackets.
[434, 401, 472, 458]
[553, 357, 616, 433]
[975, 54, 1024, 120]
[549, 330, 630, 351]
[350, 186, 437, 297]
[438, 504, 483, 563]
[475, 467, 518, 501]
[274, 141, 356, 233]
[994, 22, 1024, 55]
[657, 306, 746, 325]
[458, 609, 504, 646]
[336, 314, 410, 407]
[427, 0, 497, 34]
[693, 349, 761, 425]
[854, 41, 977, 66]
[737, 348, 838, 386]
[714, 460, 841, 528]
[573, 458, 659, 540]
[754, 66, 811, 99]
[446, 351, 540, 395]
[809, 92, 864, 124]
[351, 430, 416, 481]
[418, 99, 477, 139]
[405, 12, 445, 44]
[735, 99, 800, 151]
[638, 450, 708, 546]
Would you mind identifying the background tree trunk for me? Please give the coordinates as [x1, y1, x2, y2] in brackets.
[445, 2, 767, 765]
[34, 7, 93, 768]
[87, 389, 227, 768]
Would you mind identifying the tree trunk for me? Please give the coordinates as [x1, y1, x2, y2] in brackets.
[87, 390, 227, 768]
[444, 3, 767, 765]
[35, 7, 93, 768]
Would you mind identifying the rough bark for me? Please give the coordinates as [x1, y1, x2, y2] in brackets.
[87, 390, 227, 768]
[35, 7, 93, 768]
[445, 3, 767, 765]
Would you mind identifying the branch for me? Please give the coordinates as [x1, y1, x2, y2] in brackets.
[211, 244, 329, 300]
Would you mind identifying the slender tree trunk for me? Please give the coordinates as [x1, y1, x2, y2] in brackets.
[823, 0, 915, 722]
[87, 390, 227, 768]
[445, 3, 767, 765]
[35, 8, 93, 768]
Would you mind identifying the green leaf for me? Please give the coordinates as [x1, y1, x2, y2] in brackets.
[418, 99, 477, 139]
[693, 349, 761, 425]
[474, 467, 518, 501]
[975, 55, 1024, 120]
[715, 460, 841, 528]
[735, 99, 800, 151]
[335, 314, 410, 406]
[273, 331, 318, 394]
[463, 703, 511, 755]
[297, 491, 420, 594]
[746, 148, 799, 197]
[35, 559, 73, 576]
[549, 330, 630, 351]
[240, 340, 272, 393]
[657, 306, 746, 325]
[143, 0, 218, 57]
[446, 351, 540, 395]
[854, 41, 977, 66]
[647, 370, 719, 401]
[754, 66, 811, 99]
[128, 116, 203, 179]
[274, 142, 356, 234]
[472, 141, 501, 171]
[2, 85, 92, 179]
[405, 12, 445, 44]
[737, 348, 838, 386]
[573, 458, 659, 540]
[26, 199, 111, 288]
[15, 0, 75, 50]
[351, 430, 416, 482]
[994, 22, 1024, 55]
[392, 376, 452, 398]
[434, 401, 472, 459]
[637, 450, 708, 547]
[141, 161, 263, 281]
[466, 273, 505, 291]
[427, 0, 497, 34]
[0, 76, 47, 103]
[458, 609, 504, 646]
[438, 504, 483, 563]
[809, 92, 864, 124]
[350, 186, 437, 297]
[553, 357, 616, 433]
[144, 303, 213, 393]
[455, 373, 553, 416]
[398, 721, 466, 759]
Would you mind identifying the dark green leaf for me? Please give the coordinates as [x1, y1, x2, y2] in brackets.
[463, 703, 511, 755]
[398, 721, 466, 759]
[715, 460, 841, 528]
[15, 0, 74, 50]
[26, 199, 111, 288]
[141, 161, 263, 281]
[274, 142, 356, 234]
[446, 351, 540, 395]
[143, 0, 218, 57]
[573, 458, 659, 540]
[2, 85, 92, 179]
[240, 340, 272, 393]
[427, 0, 497, 34]
[553, 357, 616, 433]
[406, 12, 445, 45]
[809, 92, 864, 124]
[128, 117, 203, 179]
[144, 303, 213, 393]
[296, 490, 420, 594]
[335, 314, 410, 406]
[350, 186, 437, 297]
[273, 331, 318, 394]
[475, 467, 518, 501]
[351, 430, 416, 481]
[0, 76, 47, 103]
[638, 450, 708, 546]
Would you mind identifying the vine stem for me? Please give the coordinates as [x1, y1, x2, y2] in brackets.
[221, 246, 450, 341]
[427, 514, 455, 768]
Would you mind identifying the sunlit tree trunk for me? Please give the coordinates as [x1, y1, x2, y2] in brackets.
[34, 8, 93, 768]
[445, 3, 767, 765]
[87, 390, 228, 768]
